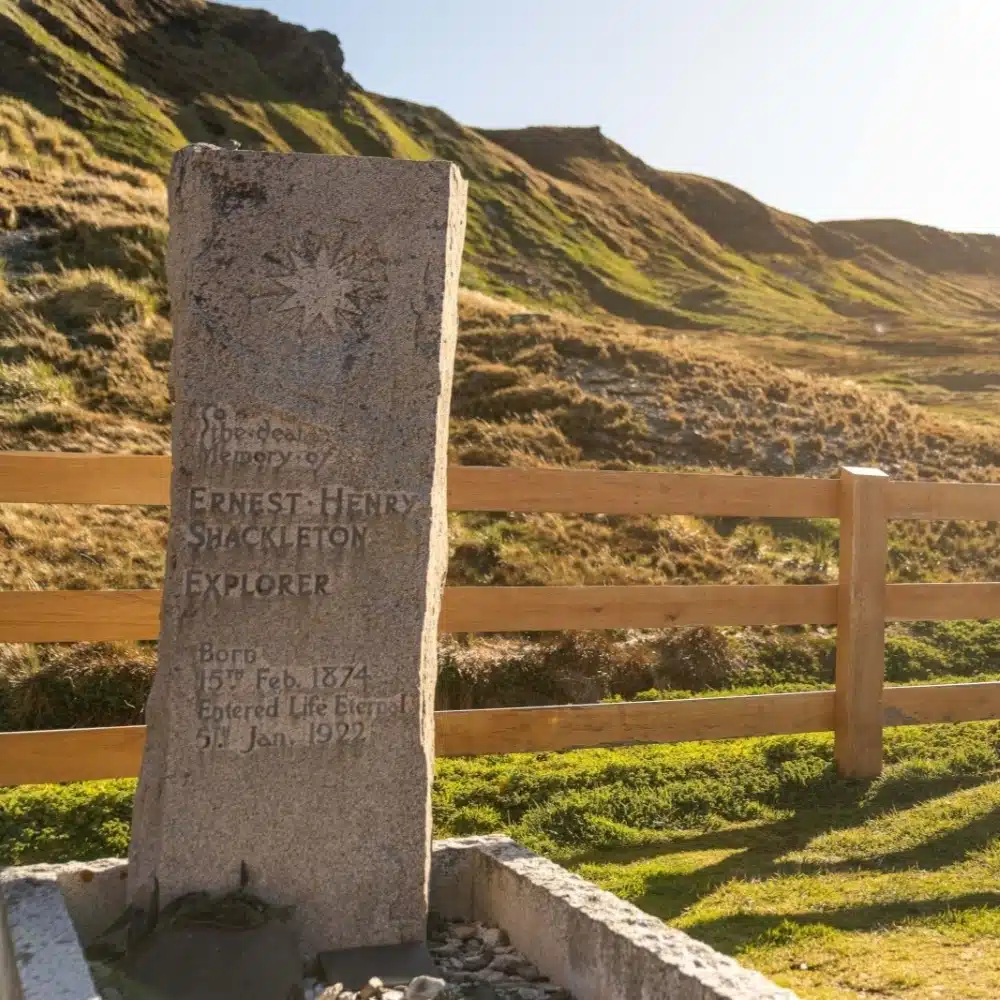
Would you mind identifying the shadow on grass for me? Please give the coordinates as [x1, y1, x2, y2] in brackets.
[566, 770, 1000, 926]
[682, 891, 1000, 955]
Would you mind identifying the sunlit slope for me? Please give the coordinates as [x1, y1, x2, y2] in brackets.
[5, 0, 1000, 342]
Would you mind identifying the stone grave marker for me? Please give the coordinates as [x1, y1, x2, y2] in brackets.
[128, 146, 467, 968]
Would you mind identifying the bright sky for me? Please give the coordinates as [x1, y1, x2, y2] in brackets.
[223, 0, 1000, 234]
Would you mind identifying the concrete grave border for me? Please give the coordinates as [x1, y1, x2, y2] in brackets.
[431, 837, 798, 1000]
[1, 838, 798, 1000]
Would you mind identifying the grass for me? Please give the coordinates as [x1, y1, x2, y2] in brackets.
[10, 2, 1000, 371]
[439, 725, 1000, 999]
[5, 103, 1000, 732]
[6, 6, 1000, 995]
[4, 724, 1000, 998]
[2, 621, 999, 733]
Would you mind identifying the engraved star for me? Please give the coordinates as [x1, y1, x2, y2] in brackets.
[272, 243, 377, 334]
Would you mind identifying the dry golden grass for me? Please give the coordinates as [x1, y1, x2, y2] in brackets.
[453, 296, 1000, 482]
[6, 18, 1000, 996]
[3, 97, 1000, 724]
[0, 99, 165, 230]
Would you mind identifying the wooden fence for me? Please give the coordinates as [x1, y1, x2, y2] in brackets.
[2, 453, 1000, 786]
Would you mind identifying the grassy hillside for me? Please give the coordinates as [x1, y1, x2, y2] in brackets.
[5, 94, 1000, 728]
[6, 6, 1000, 999]
[4, 0, 1000, 706]
[5, 0, 1000, 430]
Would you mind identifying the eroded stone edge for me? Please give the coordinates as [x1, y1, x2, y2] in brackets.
[0, 869, 99, 1000]
[432, 836, 801, 1000]
[5, 843, 798, 1000]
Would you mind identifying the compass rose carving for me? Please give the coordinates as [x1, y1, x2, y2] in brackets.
[259, 230, 387, 337]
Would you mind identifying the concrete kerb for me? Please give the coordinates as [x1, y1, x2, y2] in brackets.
[2, 838, 797, 1000]
[0, 866, 103, 1000]
[430, 836, 799, 1000]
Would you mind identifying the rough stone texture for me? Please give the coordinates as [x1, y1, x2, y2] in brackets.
[428, 918, 571, 999]
[430, 837, 800, 1000]
[0, 870, 98, 1000]
[128, 146, 467, 957]
[3, 844, 797, 1000]
[24, 860, 128, 950]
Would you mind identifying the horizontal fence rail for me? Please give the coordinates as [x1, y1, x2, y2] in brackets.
[4, 681, 1000, 785]
[6, 452, 1000, 521]
[4, 581, 1000, 644]
[886, 480, 1000, 521]
[0, 452, 842, 517]
[2, 453, 1000, 784]
[0, 584, 840, 642]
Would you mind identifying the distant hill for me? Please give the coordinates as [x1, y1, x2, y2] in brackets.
[5, 0, 1000, 345]
[8, 0, 1000, 723]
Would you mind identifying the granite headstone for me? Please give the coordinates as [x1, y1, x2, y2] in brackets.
[128, 146, 467, 958]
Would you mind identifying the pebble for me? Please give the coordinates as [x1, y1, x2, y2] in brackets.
[359, 978, 385, 1000]
[461, 953, 491, 972]
[481, 928, 508, 949]
[489, 955, 523, 974]
[290, 917, 574, 1000]
[404, 976, 448, 999]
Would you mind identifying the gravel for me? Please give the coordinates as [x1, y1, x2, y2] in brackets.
[302, 917, 573, 1000]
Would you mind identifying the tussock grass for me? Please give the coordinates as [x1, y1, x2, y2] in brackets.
[0, 99, 166, 230]
[5, 8, 1000, 995]
[4, 134, 1000, 727]
[24, 267, 158, 332]
[0, 358, 75, 406]
[0, 642, 153, 732]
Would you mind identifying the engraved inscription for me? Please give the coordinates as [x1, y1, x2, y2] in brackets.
[187, 523, 367, 553]
[182, 395, 423, 740]
[183, 483, 422, 573]
[185, 571, 333, 598]
[199, 406, 325, 472]
[191, 646, 408, 754]
[188, 486, 419, 519]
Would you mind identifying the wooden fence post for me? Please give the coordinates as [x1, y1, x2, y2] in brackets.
[835, 466, 889, 778]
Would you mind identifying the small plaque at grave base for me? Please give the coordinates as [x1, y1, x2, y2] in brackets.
[120, 921, 302, 1000]
[319, 941, 438, 989]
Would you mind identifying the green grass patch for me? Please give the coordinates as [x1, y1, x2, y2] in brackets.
[354, 93, 433, 161]
[4, 720, 1000, 997]
[6, 4, 184, 171]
